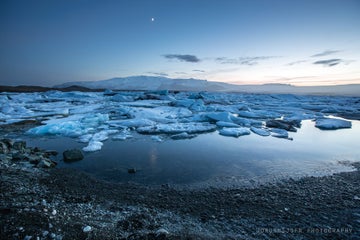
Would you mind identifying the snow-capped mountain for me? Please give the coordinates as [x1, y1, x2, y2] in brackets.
[55, 76, 360, 96]
[55, 76, 234, 92]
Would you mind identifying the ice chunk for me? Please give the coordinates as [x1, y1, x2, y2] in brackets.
[171, 132, 196, 140]
[137, 122, 216, 134]
[250, 127, 270, 136]
[83, 141, 103, 152]
[271, 128, 289, 138]
[79, 134, 93, 143]
[27, 113, 109, 137]
[112, 94, 134, 102]
[206, 112, 234, 122]
[216, 121, 240, 128]
[172, 99, 196, 108]
[151, 136, 163, 142]
[219, 128, 250, 137]
[112, 129, 133, 140]
[116, 119, 155, 128]
[315, 118, 352, 130]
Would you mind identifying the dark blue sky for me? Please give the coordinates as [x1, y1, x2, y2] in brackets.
[1, 0, 359, 86]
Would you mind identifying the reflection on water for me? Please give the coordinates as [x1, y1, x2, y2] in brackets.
[25, 120, 360, 187]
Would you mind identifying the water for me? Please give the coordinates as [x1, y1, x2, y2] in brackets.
[25, 120, 360, 187]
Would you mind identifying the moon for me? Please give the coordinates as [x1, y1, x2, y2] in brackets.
[151, 17, 155, 22]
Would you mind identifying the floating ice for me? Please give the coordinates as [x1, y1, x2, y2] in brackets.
[250, 127, 270, 136]
[115, 119, 155, 128]
[151, 135, 163, 142]
[137, 122, 216, 134]
[83, 141, 103, 152]
[27, 113, 109, 137]
[171, 132, 196, 140]
[271, 128, 289, 138]
[206, 112, 234, 122]
[216, 121, 240, 128]
[219, 128, 251, 137]
[112, 129, 133, 140]
[315, 118, 352, 130]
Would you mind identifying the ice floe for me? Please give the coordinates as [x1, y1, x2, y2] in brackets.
[1, 90, 357, 152]
[219, 128, 251, 137]
[250, 127, 270, 136]
[315, 118, 352, 130]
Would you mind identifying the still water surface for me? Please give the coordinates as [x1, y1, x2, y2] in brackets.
[25, 120, 360, 187]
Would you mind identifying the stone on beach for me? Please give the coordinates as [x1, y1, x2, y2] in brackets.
[63, 149, 84, 162]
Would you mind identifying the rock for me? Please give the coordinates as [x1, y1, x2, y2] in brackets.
[1, 139, 13, 148]
[156, 228, 169, 236]
[0, 141, 9, 154]
[28, 155, 40, 165]
[83, 226, 92, 233]
[0, 154, 12, 163]
[266, 119, 298, 132]
[11, 152, 24, 161]
[128, 168, 136, 174]
[12, 141, 26, 151]
[63, 149, 84, 162]
[37, 158, 57, 168]
[45, 150, 58, 156]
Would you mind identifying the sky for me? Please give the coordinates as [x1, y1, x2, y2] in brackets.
[0, 0, 360, 87]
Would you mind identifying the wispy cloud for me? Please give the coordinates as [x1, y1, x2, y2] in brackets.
[163, 54, 200, 63]
[146, 72, 169, 77]
[192, 69, 206, 73]
[286, 60, 308, 66]
[311, 50, 341, 57]
[215, 56, 278, 66]
[313, 59, 343, 67]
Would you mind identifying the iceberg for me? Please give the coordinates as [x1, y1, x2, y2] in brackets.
[151, 136, 163, 142]
[171, 132, 196, 140]
[206, 112, 234, 122]
[216, 121, 240, 128]
[315, 118, 352, 130]
[270, 128, 289, 138]
[112, 129, 133, 140]
[27, 113, 109, 137]
[219, 128, 251, 137]
[83, 141, 103, 152]
[250, 127, 270, 136]
[137, 122, 216, 134]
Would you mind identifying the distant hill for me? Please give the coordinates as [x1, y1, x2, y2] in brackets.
[0, 85, 103, 93]
[55, 76, 232, 92]
[55, 76, 360, 96]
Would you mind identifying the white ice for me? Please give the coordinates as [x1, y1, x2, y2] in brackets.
[315, 118, 352, 130]
[219, 128, 251, 137]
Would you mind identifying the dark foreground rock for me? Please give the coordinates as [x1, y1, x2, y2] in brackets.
[1, 156, 359, 239]
[63, 149, 84, 162]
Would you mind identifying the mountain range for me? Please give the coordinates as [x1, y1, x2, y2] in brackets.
[54, 76, 360, 96]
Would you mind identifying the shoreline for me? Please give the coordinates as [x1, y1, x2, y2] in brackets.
[1, 149, 359, 239]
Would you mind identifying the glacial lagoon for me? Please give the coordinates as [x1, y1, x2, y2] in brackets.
[1, 91, 359, 187]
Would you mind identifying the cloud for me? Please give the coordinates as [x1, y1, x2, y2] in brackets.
[311, 50, 341, 57]
[163, 54, 200, 63]
[313, 59, 343, 67]
[215, 56, 278, 66]
[146, 72, 169, 77]
[192, 69, 206, 73]
[286, 60, 308, 66]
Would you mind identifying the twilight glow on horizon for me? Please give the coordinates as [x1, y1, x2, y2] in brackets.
[0, 0, 359, 87]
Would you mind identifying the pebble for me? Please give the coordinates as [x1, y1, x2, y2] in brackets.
[24, 236, 32, 240]
[83, 225, 92, 233]
[156, 228, 169, 235]
[52, 209, 57, 215]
